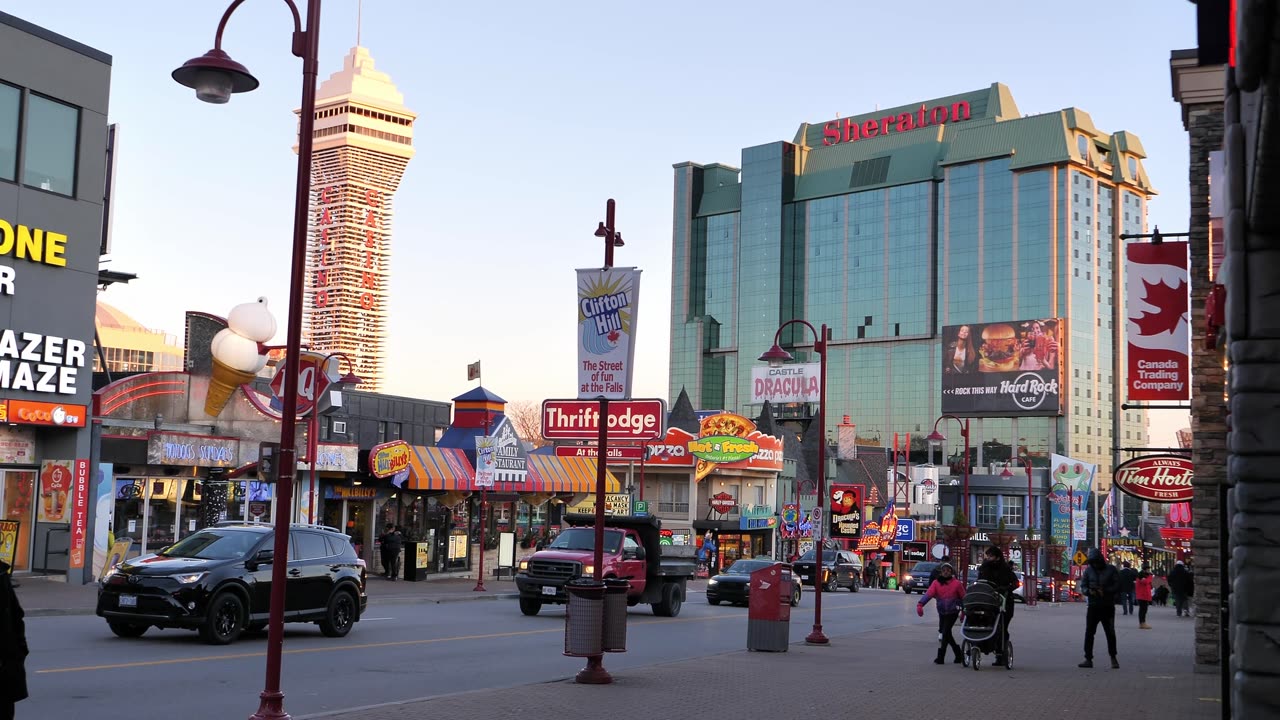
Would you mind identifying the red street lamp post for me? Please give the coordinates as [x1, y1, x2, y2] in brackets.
[576, 199, 625, 684]
[1001, 456, 1037, 606]
[759, 319, 831, 646]
[306, 354, 363, 523]
[173, 2, 321, 718]
[926, 415, 971, 509]
[474, 410, 494, 592]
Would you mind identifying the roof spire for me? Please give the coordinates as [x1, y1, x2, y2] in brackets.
[356, 0, 362, 47]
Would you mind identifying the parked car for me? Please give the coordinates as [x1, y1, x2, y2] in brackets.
[96, 521, 367, 645]
[792, 548, 861, 592]
[1037, 576, 1054, 601]
[1012, 572, 1027, 603]
[901, 562, 939, 594]
[707, 559, 801, 607]
[514, 514, 695, 617]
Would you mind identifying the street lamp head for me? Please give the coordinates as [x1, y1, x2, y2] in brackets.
[339, 371, 363, 387]
[758, 343, 794, 368]
[612, 231, 625, 248]
[925, 429, 947, 448]
[1000, 465, 1014, 478]
[172, 49, 259, 104]
[594, 222, 608, 238]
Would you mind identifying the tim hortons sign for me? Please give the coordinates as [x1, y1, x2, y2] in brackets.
[1113, 455, 1193, 504]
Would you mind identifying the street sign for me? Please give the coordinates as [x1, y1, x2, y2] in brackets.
[541, 398, 667, 441]
[633, 500, 649, 516]
[554, 444, 645, 460]
[931, 543, 948, 560]
[269, 351, 334, 417]
[895, 518, 915, 543]
[1073, 550, 1089, 566]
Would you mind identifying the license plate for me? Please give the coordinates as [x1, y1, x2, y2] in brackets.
[118, 594, 137, 608]
[541, 586, 556, 596]
[800, 575, 809, 580]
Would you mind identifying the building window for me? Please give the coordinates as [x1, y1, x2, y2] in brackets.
[389, 422, 402, 440]
[320, 415, 332, 442]
[1077, 135, 1089, 158]
[1002, 496, 1024, 528]
[0, 83, 18, 181]
[975, 496, 998, 526]
[377, 421, 387, 442]
[23, 94, 79, 196]
[1128, 157, 1138, 178]
[659, 482, 689, 514]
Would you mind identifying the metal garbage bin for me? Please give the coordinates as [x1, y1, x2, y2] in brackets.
[564, 578, 606, 657]
[602, 578, 630, 653]
[747, 563, 791, 652]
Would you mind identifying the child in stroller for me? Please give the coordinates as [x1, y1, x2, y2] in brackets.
[961, 580, 1012, 670]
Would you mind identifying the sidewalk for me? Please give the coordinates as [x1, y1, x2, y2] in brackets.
[13, 572, 533, 617]
[301, 601, 1221, 720]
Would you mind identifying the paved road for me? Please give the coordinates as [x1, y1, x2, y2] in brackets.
[22, 587, 913, 720]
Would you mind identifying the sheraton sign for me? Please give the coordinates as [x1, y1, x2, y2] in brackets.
[1113, 455, 1193, 504]
[821, 101, 973, 147]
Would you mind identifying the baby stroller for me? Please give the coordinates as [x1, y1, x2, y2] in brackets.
[960, 580, 1012, 671]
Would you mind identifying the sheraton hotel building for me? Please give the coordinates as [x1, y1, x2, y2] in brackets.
[669, 83, 1154, 491]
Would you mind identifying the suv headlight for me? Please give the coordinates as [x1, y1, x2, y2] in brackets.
[583, 565, 594, 577]
[518, 560, 529, 572]
[175, 572, 207, 585]
[707, 578, 718, 586]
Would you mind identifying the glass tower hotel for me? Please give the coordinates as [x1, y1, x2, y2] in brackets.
[669, 83, 1153, 484]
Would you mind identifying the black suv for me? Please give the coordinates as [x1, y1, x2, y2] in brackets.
[902, 562, 939, 594]
[792, 548, 861, 592]
[96, 522, 367, 645]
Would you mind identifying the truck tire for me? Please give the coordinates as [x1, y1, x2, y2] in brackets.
[519, 597, 542, 616]
[652, 582, 682, 617]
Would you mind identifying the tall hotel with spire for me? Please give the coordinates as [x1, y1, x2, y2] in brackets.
[299, 46, 415, 392]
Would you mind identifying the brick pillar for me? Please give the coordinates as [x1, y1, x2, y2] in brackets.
[1185, 103, 1225, 672]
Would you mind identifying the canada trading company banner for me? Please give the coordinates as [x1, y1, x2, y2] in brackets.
[577, 267, 642, 400]
[1126, 242, 1190, 401]
[940, 318, 1062, 416]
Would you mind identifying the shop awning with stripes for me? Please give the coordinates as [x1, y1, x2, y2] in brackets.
[521, 455, 620, 494]
[406, 446, 474, 491]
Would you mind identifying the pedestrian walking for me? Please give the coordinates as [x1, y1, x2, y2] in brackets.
[928, 554, 952, 587]
[0, 560, 29, 720]
[1078, 548, 1120, 669]
[978, 545, 1018, 667]
[916, 562, 966, 664]
[1168, 560, 1193, 617]
[1135, 564, 1153, 629]
[1118, 561, 1138, 616]
[378, 523, 403, 581]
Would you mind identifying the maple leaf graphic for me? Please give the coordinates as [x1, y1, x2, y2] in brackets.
[607, 330, 621, 343]
[1133, 278, 1188, 336]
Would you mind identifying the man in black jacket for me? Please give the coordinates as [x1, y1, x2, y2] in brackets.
[0, 560, 29, 720]
[379, 524, 403, 581]
[1118, 561, 1138, 615]
[1078, 547, 1121, 668]
[1167, 561, 1194, 617]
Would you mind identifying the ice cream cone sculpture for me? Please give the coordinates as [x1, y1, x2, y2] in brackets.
[205, 297, 277, 417]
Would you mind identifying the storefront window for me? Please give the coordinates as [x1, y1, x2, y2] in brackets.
[146, 478, 178, 550]
[1, 470, 36, 571]
[114, 478, 145, 555]
[975, 495, 999, 526]
[1001, 495, 1024, 528]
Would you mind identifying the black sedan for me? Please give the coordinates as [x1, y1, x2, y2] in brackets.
[706, 559, 801, 607]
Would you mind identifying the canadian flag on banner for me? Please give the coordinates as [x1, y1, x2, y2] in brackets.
[1126, 242, 1191, 401]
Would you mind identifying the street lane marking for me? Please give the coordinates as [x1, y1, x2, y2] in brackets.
[35, 598, 903, 675]
[361, 617, 396, 621]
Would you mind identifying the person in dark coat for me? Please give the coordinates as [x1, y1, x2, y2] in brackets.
[1118, 561, 1138, 615]
[978, 545, 1019, 667]
[378, 524, 403, 581]
[1167, 561, 1194, 617]
[1078, 548, 1121, 668]
[0, 560, 29, 720]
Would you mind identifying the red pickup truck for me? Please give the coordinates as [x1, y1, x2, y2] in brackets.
[514, 514, 695, 617]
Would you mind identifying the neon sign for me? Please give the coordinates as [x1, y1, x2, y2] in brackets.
[821, 101, 972, 147]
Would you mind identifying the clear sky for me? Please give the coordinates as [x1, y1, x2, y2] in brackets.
[9, 0, 1195, 445]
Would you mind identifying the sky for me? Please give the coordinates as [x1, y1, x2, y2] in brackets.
[8, 0, 1195, 446]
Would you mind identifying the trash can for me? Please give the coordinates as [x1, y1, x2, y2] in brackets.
[564, 578, 606, 657]
[403, 541, 426, 582]
[602, 578, 630, 653]
[747, 563, 792, 652]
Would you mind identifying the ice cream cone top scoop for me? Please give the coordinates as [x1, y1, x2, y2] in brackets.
[228, 297, 277, 342]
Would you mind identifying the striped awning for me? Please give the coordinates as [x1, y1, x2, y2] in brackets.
[522, 455, 621, 494]
[406, 446, 474, 491]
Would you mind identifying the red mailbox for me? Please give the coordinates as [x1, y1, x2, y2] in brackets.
[747, 563, 792, 652]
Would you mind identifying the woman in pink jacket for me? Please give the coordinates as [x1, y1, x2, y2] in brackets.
[1135, 565, 1154, 630]
[917, 563, 966, 664]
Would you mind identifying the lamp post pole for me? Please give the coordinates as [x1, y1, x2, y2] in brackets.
[759, 319, 830, 645]
[1012, 455, 1035, 606]
[474, 411, 492, 592]
[173, 2, 322, 718]
[577, 198, 624, 684]
[927, 414, 970, 581]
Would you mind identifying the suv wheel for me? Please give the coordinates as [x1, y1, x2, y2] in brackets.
[199, 592, 245, 645]
[319, 590, 357, 638]
[519, 597, 542, 616]
[107, 621, 148, 638]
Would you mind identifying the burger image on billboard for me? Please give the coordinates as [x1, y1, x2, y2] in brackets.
[979, 324, 1020, 372]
